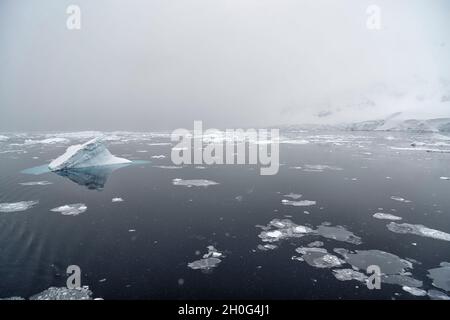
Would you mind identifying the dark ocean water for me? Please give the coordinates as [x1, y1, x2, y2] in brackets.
[0, 131, 449, 300]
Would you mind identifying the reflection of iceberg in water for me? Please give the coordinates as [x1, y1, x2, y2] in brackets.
[21, 138, 149, 190]
[21, 160, 148, 190]
[54, 163, 131, 190]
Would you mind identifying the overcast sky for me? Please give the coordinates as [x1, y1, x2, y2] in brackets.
[1, 0, 449, 131]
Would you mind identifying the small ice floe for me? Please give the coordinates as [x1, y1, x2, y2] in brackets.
[387, 222, 450, 242]
[128, 229, 136, 232]
[280, 139, 310, 145]
[281, 199, 316, 207]
[258, 219, 314, 243]
[50, 203, 87, 216]
[136, 150, 148, 153]
[153, 165, 182, 169]
[112, 197, 124, 202]
[307, 241, 324, 248]
[427, 289, 450, 300]
[440, 177, 450, 180]
[302, 165, 343, 172]
[334, 248, 418, 287]
[382, 274, 423, 288]
[283, 193, 302, 200]
[294, 247, 344, 268]
[316, 225, 362, 245]
[0, 135, 9, 141]
[0, 200, 39, 213]
[151, 155, 165, 159]
[372, 212, 402, 221]
[257, 219, 362, 245]
[427, 262, 450, 291]
[172, 178, 219, 187]
[390, 196, 412, 203]
[257, 244, 278, 251]
[19, 181, 52, 186]
[24, 138, 70, 145]
[402, 286, 427, 297]
[391, 147, 450, 153]
[0, 296, 25, 300]
[333, 269, 367, 283]
[29, 286, 93, 300]
[188, 246, 224, 271]
[148, 142, 172, 146]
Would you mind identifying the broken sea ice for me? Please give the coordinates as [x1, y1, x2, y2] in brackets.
[387, 222, 450, 242]
[0, 200, 39, 213]
[188, 246, 224, 271]
[172, 179, 219, 187]
[50, 203, 87, 216]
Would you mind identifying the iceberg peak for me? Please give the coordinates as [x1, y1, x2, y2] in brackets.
[48, 137, 131, 171]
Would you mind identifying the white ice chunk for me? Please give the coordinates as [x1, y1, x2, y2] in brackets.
[30, 286, 93, 300]
[440, 177, 450, 180]
[48, 138, 131, 171]
[50, 203, 87, 216]
[188, 246, 224, 270]
[172, 178, 219, 187]
[428, 263, 450, 291]
[112, 197, 124, 202]
[280, 139, 310, 145]
[283, 193, 302, 200]
[0, 200, 39, 213]
[333, 269, 368, 282]
[373, 212, 402, 221]
[154, 165, 182, 169]
[303, 164, 343, 172]
[390, 196, 412, 203]
[428, 289, 450, 300]
[25, 138, 69, 145]
[266, 230, 283, 239]
[387, 222, 450, 242]
[19, 181, 52, 186]
[281, 199, 316, 207]
[391, 147, 450, 153]
[402, 286, 427, 297]
[295, 247, 344, 269]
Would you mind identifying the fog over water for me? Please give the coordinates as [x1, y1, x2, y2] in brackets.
[1, 0, 449, 131]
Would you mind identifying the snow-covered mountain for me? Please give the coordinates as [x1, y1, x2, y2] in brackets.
[346, 115, 450, 133]
[280, 114, 450, 133]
